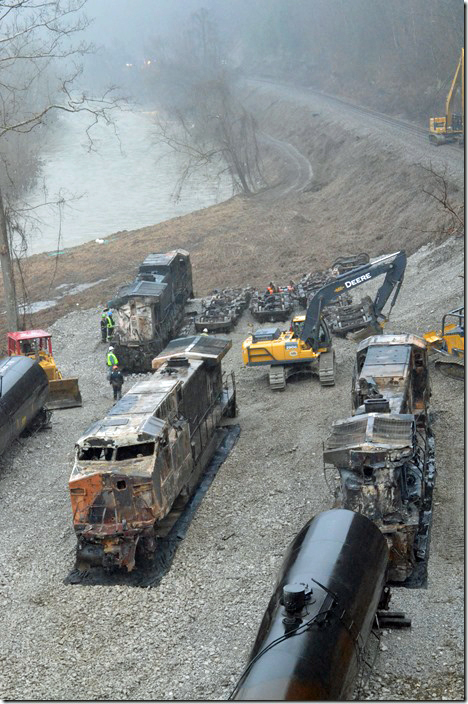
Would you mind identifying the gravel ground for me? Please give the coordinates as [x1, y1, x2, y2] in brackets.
[0, 234, 463, 701]
[0, 77, 464, 700]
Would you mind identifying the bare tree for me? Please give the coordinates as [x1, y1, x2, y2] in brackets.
[150, 9, 266, 199]
[0, 0, 124, 330]
[421, 163, 464, 239]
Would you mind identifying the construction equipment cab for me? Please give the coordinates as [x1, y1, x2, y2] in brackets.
[242, 251, 406, 390]
[423, 306, 464, 380]
[7, 330, 82, 410]
[429, 48, 464, 146]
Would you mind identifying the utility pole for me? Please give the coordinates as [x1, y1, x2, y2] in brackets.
[0, 189, 19, 331]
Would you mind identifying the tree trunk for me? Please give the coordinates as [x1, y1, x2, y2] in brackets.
[0, 189, 19, 331]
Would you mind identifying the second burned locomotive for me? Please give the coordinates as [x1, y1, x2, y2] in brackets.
[109, 249, 193, 372]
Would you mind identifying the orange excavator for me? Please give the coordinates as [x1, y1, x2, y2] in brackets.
[7, 330, 82, 409]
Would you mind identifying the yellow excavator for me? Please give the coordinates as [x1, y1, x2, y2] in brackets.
[423, 307, 464, 380]
[7, 330, 82, 409]
[242, 251, 407, 390]
[429, 48, 464, 146]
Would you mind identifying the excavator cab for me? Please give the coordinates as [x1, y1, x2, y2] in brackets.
[423, 307, 464, 380]
[7, 330, 82, 409]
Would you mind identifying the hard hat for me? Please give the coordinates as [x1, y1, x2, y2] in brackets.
[203, 328, 208, 333]
[113, 365, 118, 370]
[109, 346, 114, 351]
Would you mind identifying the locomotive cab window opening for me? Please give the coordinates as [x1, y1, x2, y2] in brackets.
[356, 351, 367, 375]
[115, 442, 155, 461]
[78, 446, 114, 461]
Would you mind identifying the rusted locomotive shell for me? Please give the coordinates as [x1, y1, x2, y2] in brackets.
[0, 356, 49, 455]
[231, 509, 388, 701]
[70, 335, 236, 573]
[109, 249, 193, 372]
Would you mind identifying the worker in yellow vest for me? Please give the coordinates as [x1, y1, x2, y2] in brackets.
[107, 346, 118, 368]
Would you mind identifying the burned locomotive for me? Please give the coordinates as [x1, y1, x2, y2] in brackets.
[109, 249, 193, 372]
[69, 334, 236, 573]
[324, 333, 435, 587]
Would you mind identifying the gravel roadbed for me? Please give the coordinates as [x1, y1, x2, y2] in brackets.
[0, 237, 463, 700]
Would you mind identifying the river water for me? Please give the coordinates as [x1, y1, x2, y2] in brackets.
[24, 110, 234, 255]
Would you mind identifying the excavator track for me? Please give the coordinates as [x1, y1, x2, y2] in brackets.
[318, 350, 336, 387]
[434, 358, 464, 380]
[269, 366, 286, 390]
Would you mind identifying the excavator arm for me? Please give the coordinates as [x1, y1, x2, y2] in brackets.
[300, 251, 407, 350]
[445, 48, 464, 128]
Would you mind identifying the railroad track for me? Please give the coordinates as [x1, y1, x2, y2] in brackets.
[249, 78, 464, 156]
[304, 86, 463, 154]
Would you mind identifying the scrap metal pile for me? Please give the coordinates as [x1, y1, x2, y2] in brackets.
[294, 256, 368, 308]
[249, 290, 295, 322]
[195, 288, 252, 333]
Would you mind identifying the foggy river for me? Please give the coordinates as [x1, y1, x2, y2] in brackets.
[25, 110, 234, 255]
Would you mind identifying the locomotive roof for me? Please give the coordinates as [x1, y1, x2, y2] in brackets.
[109, 279, 168, 306]
[153, 334, 232, 366]
[140, 249, 190, 267]
[324, 412, 415, 466]
[76, 356, 205, 447]
[357, 333, 426, 353]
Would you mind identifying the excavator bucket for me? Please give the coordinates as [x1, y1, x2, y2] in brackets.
[46, 378, 83, 410]
[347, 320, 384, 342]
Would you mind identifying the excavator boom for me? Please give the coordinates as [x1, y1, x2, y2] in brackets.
[301, 251, 407, 350]
[445, 48, 464, 126]
[242, 250, 406, 391]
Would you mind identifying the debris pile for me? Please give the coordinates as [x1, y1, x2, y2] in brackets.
[331, 252, 370, 274]
[195, 288, 252, 333]
[249, 291, 294, 323]
[295, 254, 369, 307]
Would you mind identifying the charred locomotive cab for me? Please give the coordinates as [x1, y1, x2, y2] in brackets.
[109, 249, 193, 372]
[69, 335, 235, 573]
[324, 334, 435, 587]
[0, 356, 49, 455]
[231, 509, 388, 701]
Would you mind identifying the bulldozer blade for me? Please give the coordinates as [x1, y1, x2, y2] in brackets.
[46, 378, 83, 410]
